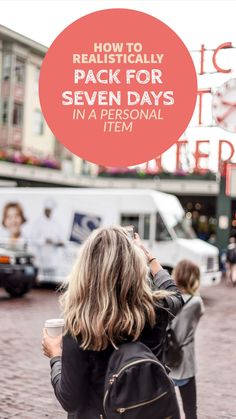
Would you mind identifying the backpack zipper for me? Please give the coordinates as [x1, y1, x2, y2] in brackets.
[116, 391, 168, 413]
[103, 358, 166, 415]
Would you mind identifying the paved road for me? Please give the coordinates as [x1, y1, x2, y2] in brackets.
[195, 278, 236, 419]
[0, 280, 235, 419]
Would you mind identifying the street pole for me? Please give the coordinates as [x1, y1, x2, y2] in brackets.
[216, 174, 231, 251]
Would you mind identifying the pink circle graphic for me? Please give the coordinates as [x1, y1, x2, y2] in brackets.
[39, 9, 197, 167]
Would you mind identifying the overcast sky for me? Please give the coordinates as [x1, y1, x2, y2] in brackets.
[0, 0, 235, 49]
[1, 0, 236, 171]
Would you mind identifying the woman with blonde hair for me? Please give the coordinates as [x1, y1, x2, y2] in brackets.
[170, 259, 205, 419]
[42, 226, 183, 418]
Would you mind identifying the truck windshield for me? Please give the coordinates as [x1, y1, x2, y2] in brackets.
[162, 213, 196, 239]
[156, 213, 172, 241]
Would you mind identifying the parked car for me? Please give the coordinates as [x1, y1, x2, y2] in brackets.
[0, 244, 38, 297]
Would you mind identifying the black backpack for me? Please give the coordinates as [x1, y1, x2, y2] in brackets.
[103, 341, 180, 419]
[164, 296, 193, 369]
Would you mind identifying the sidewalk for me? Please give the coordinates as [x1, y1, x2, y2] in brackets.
[195, 279, 236, 418]
[0, 280, 235, 418]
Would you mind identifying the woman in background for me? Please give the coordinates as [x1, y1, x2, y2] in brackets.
[1, 202, 27, 246]
[226, 236, 236, 286]
[170, 260, 205, 419]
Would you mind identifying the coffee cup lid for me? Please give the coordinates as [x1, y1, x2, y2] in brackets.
[45, 318, 65, 327]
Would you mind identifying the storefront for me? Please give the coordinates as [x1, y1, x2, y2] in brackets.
[176, 195, 217, 243]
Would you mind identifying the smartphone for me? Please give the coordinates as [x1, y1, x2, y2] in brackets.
[125, 225, 135, 239]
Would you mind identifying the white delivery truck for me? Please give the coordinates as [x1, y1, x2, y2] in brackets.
[0, 188, 221, 286]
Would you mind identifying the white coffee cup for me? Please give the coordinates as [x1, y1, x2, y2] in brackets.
[44, 318, 65, 337]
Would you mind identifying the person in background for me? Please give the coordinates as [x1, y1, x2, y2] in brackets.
[1, 202, 27, 247]
[208, 233, 216, 246]
[42, 226, 183, 419]
[30, 198, 64, 278]
[170, 260, 205, 419]
[226, 236, 236, 286]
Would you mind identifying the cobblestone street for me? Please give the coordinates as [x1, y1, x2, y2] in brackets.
[0, 279, 235, 419]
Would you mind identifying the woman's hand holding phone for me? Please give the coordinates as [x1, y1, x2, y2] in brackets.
[133, 233, 162, 275]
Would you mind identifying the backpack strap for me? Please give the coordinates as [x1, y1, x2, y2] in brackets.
[173, 295, 193, 317]
[178, 296, 194, 348]
[168, 295, 193, 324]
[183, 295, 194, 308]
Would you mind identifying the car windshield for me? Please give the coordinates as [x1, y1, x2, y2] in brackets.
[163, 213, 196, 239]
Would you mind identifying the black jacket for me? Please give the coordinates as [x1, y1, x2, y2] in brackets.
[50, 269, 183, 418]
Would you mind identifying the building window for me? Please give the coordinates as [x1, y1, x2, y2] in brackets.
[1, 101, 8, 124]
[2, 54, 11, 80]
[12, 103, 23, 126]
[33, 110, 44, 135]
[35, 66, 40, 92]
[82, 159, 91, 175]
[15, 57, 25, 84]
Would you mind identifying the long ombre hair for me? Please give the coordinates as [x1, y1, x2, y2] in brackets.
[61, 226, 169, 351]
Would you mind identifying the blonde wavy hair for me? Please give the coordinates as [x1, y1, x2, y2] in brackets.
[60, 226, 169, 351]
